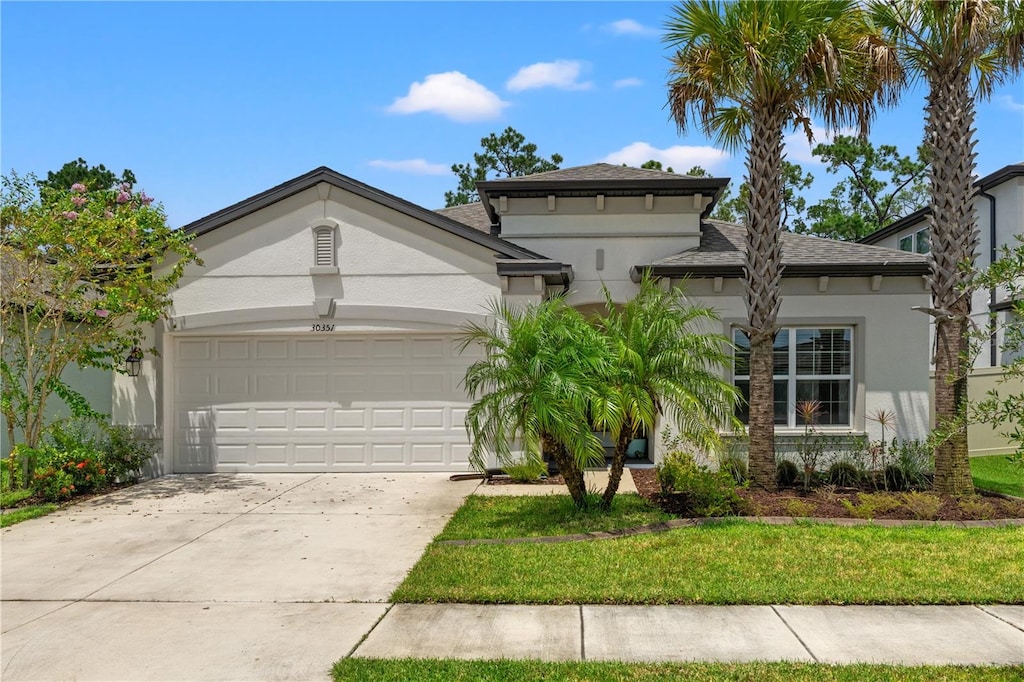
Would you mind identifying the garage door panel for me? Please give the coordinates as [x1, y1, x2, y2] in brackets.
[255, 339, 289, 360]
[253, 409, 288, 430]
[333, 409, 367, 429]
[293, 374, 328, 395]
[173, 334, 474, 472]
[295, 339, 328, 359]
[215, 338, 250, 360]
[294, 409, 329, 430]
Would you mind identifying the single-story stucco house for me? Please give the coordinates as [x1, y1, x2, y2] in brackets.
[81, 163, 933, 474]
[860, 162, 1023, 456]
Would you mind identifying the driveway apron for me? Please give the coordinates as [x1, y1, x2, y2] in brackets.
[1, 473, 477, 681]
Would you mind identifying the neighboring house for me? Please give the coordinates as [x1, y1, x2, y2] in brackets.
[860, 162, 1024, 455]
[102, 163, 930, 474]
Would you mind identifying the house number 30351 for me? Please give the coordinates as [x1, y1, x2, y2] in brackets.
[311, 324, 335, 332]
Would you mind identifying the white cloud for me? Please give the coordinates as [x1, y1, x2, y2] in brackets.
[605, 19, 658, 37]
[601, 142, 730, 171]
[783, 123, 857, 164]
[996, 94, 1024, 113]
[613, 77, 644, 89]
[368, 159, 449, 175]
[387, 71, 508, 122]
[506, 60, 592, 92]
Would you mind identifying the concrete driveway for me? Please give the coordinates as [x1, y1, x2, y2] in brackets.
[1, 473, 478, 681]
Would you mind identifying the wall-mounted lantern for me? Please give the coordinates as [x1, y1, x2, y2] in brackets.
[125, 347, 143, 377]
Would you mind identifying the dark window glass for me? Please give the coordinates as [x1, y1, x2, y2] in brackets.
[795, 380, 851, 426]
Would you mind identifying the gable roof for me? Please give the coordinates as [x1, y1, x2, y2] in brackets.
[490, 162, 703, 183]
[859, 163, 1024, 245]
[180, 166, 544, 260]
[644, 220, 929, 278]
[475, 163, 730, 227]
[434, 202, 492, 234]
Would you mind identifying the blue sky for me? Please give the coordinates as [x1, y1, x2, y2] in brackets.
[3, 1, 1023, 228]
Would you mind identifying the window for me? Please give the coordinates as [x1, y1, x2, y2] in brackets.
[733, 327, 853, 427]
[898, 228, 929, 254]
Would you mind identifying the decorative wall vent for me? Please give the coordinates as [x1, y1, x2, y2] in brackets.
[309, 219, 340, 275]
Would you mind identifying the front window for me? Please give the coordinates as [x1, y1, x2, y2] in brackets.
[733, 327, 853, 427]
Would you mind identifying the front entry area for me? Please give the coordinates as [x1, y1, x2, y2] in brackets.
[171, 333, 476, 472]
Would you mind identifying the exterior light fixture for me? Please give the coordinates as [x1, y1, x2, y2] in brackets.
[125, 347, 143, 377]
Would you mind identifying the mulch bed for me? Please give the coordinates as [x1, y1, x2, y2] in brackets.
[625, 468, 1024, 522]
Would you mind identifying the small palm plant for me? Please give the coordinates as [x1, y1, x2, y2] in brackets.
[795, 399, 824, 491]
[593, 273, 740, 510]
[459, 297, 612, 508]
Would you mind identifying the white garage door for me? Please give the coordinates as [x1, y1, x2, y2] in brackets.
[172, 334, 477, 472]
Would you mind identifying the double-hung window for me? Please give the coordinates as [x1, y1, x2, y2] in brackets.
[733, 327, 853, 427]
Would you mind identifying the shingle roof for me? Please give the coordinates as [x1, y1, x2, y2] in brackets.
[496, 163, 702, 183]
[649, 220, 929, 277]
[434, 202, 492, 233]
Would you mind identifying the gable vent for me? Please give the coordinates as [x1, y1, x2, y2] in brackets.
[314, 228, 334, 266]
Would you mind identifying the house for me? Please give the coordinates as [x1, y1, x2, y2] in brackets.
[92, 163, 931, 474]
[860, 162, 1023, 456]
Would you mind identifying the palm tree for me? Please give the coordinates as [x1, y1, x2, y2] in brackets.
[458, 297, 612, 507]
[870, 0, 1024, 495]
[593, 273, 740, 510]
[664, 0, 901, 489]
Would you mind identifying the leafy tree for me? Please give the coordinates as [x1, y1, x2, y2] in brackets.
[1, 172, 200, 453]
[969, 238, 1024, 465]
[872, 0, 1024, 495]
[665, 0, 899, 489]
[593, 273, 740, 510]
[637, 160, 675, 172]
[458, 297, 610, 507]
[694, 162, 813, 230]
[38, 158, 137, 197]
[804, 136, 929, 240]
[444, 127, 563, 207]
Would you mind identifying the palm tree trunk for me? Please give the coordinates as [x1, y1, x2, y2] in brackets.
[743, 107, 786, 492]
[926, 67, 978, 496]
[544, 434, 587, 507]
[601, 425, 633, 511]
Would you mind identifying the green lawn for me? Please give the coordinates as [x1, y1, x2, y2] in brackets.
[333, 659, 1024, 681]
[971, 456, 1024, 497]
[393, 497, 1023, 605]
[0, 504, 58, 528]
[437, 494, 672, 540]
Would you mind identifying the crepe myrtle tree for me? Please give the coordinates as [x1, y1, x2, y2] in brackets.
[0, 172, 201, 454]
[665, 0, 902, 489]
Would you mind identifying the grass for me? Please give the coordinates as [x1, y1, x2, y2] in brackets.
[393, 497, 1023, 604]
[437, 494, 672, 540]
[0, 488, 34, 508]
[0, 503, 58, 527]
[971, 456, 1024, 497]
[333, 659, 1024, 681]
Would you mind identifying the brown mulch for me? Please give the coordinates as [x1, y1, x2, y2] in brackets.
[627, 467, 1024, 522]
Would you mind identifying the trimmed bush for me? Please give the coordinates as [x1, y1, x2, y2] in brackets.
[776, 459, 799, 487]
[827, 461, 862, 487]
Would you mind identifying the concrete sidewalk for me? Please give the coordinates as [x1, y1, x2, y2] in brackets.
[352, 603, 1024, 666]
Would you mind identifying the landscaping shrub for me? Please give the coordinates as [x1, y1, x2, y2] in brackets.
[657, 451, 744, 517]
[900, 491, 943, 520]
[827, 460, 862, 487]
[32, 465, 76, 502]
[718, 437, 748, 484]
[776, 459, 799, 487]
[840, 492, 903, 520]
[884, 464, 910, 491]
[958, 496, 996, 520]
[782, 498, 817, 517]
[36, 446, 107, 494]
[888, 438, 933, 490]
[102, 425, 156, 483]
[503, 453, 548, 483]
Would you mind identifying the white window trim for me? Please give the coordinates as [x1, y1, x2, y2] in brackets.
[733, 325, 855, 430]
